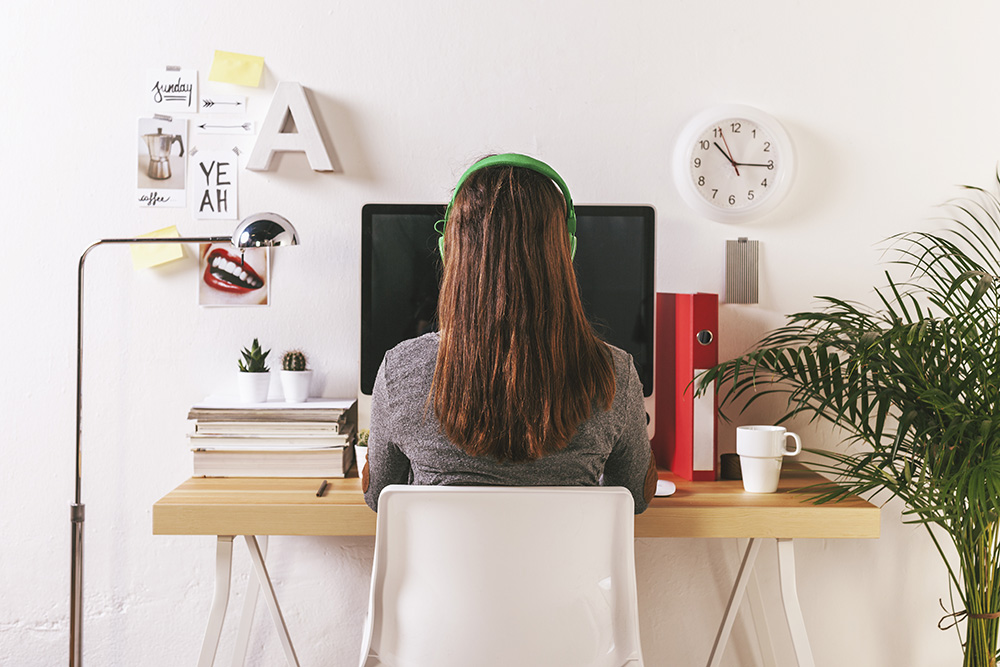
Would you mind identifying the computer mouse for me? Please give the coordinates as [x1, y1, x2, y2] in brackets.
[655, 479, 676, 497]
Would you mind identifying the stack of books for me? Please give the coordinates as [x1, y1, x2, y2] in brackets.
[187, 397, 357, 478]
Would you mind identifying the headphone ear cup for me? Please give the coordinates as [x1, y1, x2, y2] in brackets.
[438, 235, 446, 261]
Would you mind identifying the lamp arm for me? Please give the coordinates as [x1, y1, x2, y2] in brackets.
[74, 235, 230, 500]
[70, 234, 230, 667]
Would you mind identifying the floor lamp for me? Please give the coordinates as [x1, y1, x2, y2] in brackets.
[70, 212, 300, 667]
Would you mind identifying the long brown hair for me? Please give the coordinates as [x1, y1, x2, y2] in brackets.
[432, 162, 616, 462]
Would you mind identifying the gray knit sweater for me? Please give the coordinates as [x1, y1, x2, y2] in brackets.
[363, 332, 651, 513]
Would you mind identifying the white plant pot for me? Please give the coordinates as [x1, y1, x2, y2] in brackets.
[280, 369, 313, 403]
[237, 371, 271, 403]
[355, 445, 368, 475]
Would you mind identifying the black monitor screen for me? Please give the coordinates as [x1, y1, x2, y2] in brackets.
[360, 204, 655, 396]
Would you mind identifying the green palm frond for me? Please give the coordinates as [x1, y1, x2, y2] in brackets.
[697, 173, 1000, 662]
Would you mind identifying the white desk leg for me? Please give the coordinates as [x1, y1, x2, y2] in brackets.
[244, 535, 300, 667]
[232, 535, 268, 667]
[777, 538, 815, 667]
[707, 537, 762, 667]
[199, 536, 235, 667]
[739, 539, 778, 667]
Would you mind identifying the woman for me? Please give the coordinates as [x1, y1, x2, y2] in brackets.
[363, 155, 656, 512]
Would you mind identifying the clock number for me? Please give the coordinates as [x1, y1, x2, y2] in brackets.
[767, 160, 775, 170]
[699, 140, 710, 150]
[698, 176, 705, 186]
[728, 195, 736, 205]
[693, 157, 701, 168]
[711, 189, 718, 199]
[730, 122, 741, 133]
[761, 178, 768, 188]
[763, 141, 771, 152]
[747, 190, 755, 200]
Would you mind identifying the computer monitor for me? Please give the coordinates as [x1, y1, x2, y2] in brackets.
[359, 203, 656, 436]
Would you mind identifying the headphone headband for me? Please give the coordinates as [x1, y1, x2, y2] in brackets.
[436, 153, 577, 260]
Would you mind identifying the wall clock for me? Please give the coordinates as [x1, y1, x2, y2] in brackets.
[673, 104, 795, 223]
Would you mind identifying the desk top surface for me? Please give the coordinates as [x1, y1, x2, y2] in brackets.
[152, 462, 879, 539]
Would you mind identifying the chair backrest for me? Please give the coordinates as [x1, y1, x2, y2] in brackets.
[358, 485, 644, 667]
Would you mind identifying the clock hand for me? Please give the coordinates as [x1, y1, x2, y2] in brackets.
[718, 130, 740, 176]
[713, 141, 741, 176]
[733, 161, 772, 168]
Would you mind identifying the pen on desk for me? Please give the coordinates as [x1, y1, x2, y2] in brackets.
[316, 480, 329, 497]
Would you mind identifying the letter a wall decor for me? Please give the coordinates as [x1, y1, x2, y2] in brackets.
[247, 81, 335, 172]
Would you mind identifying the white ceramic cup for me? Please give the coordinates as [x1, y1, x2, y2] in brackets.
[736, 425, 802, 493]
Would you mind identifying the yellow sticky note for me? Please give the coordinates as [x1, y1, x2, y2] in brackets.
[130, 225, 185, 269]
[208, 50, 265, 87]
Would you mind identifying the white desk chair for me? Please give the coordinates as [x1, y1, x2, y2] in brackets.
[358, 485, 645, 667]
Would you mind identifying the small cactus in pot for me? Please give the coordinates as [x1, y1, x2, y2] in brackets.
[282, 349, 307, 372]
[279, 349, 312, 403]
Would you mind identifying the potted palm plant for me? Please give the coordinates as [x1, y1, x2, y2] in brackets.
[697, 176, 1000, 666]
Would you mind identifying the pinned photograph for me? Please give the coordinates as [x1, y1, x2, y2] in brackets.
[137, 117, 187, 207]
[198, 243, 269, 307]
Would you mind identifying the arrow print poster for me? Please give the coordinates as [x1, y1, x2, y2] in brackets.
[137, 117, 187, 207]
[194, 120, 255, 135]
[201, 95, 246, 113]
[192, 150, 238, 220]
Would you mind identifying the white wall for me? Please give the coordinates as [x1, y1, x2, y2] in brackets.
[1, 1, 991, 664]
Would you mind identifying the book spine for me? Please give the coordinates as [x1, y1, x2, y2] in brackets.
[192, 447, 353, 478]
[187, 411, 348, 422]
[189, 436, 354, 450]
[193, 422, 343, 435]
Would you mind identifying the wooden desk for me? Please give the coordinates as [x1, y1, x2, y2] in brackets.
[153, 463, 879, 667]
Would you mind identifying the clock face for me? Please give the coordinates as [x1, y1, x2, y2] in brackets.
[688, 118, 779, 211]
[674, 105, 795, 223]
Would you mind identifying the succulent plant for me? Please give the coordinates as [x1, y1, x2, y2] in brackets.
[238, 338, 270, 373]
[282, 349, 307, 371]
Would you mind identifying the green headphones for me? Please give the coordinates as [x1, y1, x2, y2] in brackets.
[435, 153, 578, 260]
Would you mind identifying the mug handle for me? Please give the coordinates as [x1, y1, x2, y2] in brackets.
[784, 432, 802, 456]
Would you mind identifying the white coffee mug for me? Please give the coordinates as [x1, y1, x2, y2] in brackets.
[736, 425, 802, 493]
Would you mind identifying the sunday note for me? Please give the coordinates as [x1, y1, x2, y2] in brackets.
[146, 68, 197, 113]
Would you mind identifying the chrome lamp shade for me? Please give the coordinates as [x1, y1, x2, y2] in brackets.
[232, 212, 299, 248]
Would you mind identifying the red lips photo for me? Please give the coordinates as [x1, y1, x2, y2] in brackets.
[198, 243, 269, 306]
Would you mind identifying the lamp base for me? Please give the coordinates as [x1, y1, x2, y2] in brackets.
[70, 503, 84, 666]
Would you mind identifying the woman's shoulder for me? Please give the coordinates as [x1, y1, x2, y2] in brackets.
[601, 342, 634, 375]
[600, 342, 641, 400]
[383, 332, 440, 376]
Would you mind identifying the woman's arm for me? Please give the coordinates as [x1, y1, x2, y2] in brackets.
[643, 448, 657, 505]
[603, 358, 654, 513]
[362, 357, 412, 511]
